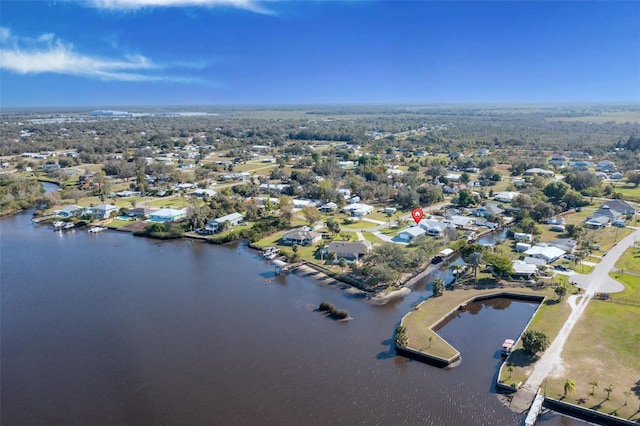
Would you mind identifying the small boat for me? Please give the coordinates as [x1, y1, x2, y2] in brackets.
[52, 221, 65, 231]
[88, 226, 107, 233]
[263, 246, 280, 260]
[63, 222, 75, 230]
[501, 338, 515, 356]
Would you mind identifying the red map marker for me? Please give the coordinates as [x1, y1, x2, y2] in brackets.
[411, 208, 424, 224]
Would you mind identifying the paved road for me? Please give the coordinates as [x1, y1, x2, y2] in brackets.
[518, 228, 640, 402]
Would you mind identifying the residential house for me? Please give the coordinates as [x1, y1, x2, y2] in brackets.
[600, 200, 634, 216]
[343, 203, 374, 217]
[512, 260, 537, 278]
[524, 245, 566, 264]
[476, 149, 490, 156]
[55, 205, 84, 218]
[546, 217, 565, 225]
[473, 204, 505, 218]
[524, 168, 554, 177]
[494, 191, 520, 203]
[205, 212, 244, 233]
[419, 219, 456, 237]
[149, 208, 188, 222]
[548, 156, 568, 167]
[190, 189, 216, 197]
[513, 232, 533, 242]
[596, 160, 617, 172]
[281, 228, 321, 246]
[515, 242, 532, 253]
[398, 226, 426, 242]
[326, 241, 372, 261]
[319, 202, 337, 213]
[116, 190, 141, 197]
[549, 239, 578, 253]
[585, 215, 610, 229]
[91, 204, 119, 219]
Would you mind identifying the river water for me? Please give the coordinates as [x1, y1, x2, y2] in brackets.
[0, 187, 584, 425]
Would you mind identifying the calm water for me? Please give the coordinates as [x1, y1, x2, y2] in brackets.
[1, 195, 583, 424]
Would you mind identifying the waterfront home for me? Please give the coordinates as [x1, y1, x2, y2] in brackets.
[281, 228, 321, 246]
[326, 241, 372, 261]
[205, 212, 244, 233]
[397, 226, 426, 242]
[55, 205, 84, 218]
[513, 232, 533, 242]
[512, 260, 537, 278]
[524, 245, 565, 264]
[91, 204, 119, 219]
[418, 219, 455, 237]
[473, 204, 505, 218]
[149, 208, 187, 223]
[343, 203, 374, 217]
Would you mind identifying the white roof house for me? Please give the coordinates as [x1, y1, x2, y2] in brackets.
[494, 191, 520, 203]
[398, 226, 426, 242]
[419, 219, 455, 236]
[524, 245, 565, 264]
[149, 208, 188, 222]
[512, 260, 537, 277]
[205, 212, 244, 232]
[343, 203, 374, 217]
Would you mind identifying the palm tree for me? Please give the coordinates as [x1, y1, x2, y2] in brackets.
[428, 336, 433, 348]
[468, 252, 483, 281]
[589, 380, 599, 395]
[605, 384, 614, 400]
[564, 378, 576, 398]
[508, 366, 514, 379]
[623, 390, 631, 406]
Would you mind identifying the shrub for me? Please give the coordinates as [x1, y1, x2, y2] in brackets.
[330, 309, 350, 319]
[319, 301, 334, 312]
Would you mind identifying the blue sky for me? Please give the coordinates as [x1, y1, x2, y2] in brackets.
[1, 1, 639, 107]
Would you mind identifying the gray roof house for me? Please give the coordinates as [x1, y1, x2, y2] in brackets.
[205, 212, 244, 233]
[92, 204, 119, 219]
[55, 205, 84, 218]
[281, 228, 321, 246]
[600, 200, 634, 216]
[473, 204, 505, 218]
[327, 241, 372, 261]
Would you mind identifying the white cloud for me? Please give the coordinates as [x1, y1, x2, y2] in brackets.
[84, 0, 272, 13]
[0, 27, 202, 83]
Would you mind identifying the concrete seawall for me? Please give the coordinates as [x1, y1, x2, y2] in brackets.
[399, 292, 545, 368]
[542, 398, 637, 426]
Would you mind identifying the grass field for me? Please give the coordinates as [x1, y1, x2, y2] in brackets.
[543, 300, 640, 421]
[613, 245, 640, 277]
[500, 293, 574, 387]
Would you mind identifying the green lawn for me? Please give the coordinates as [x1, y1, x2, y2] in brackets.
[544, 300, 640, 421]
[404, 286, 555, 363]
[341, 220, 378, 229]
[499, 291, 574, 386]
[613, 245, 640, 276]
[361, 231, 384, 244]
[610, 183, 640, 202]
[609, 272, 640, 302]
[145, 197, 189, 208]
